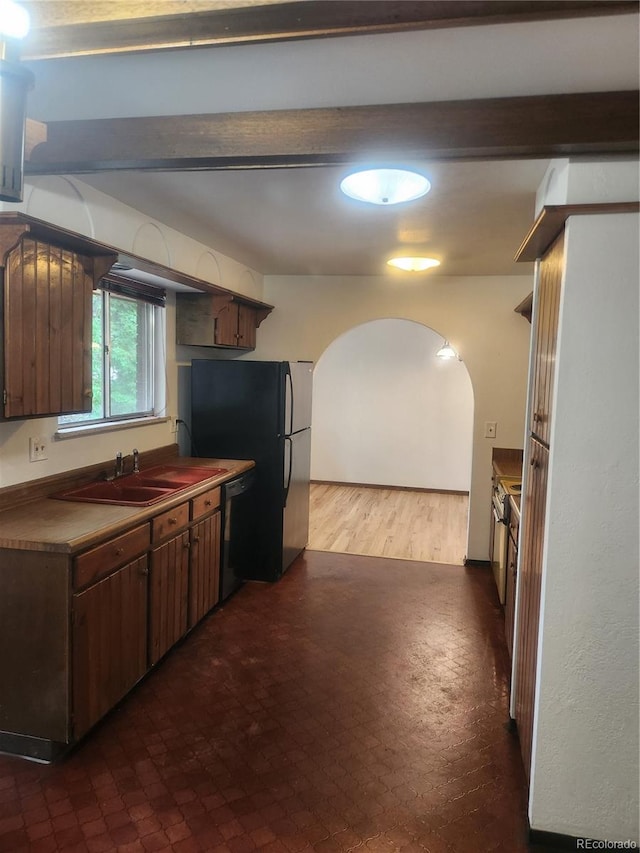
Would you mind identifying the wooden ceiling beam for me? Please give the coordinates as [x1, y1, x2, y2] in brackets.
[25, 92, 639, 176]
[23, 1, 639, 60]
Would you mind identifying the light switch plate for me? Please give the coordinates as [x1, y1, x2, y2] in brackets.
[484, 421, 497, 439]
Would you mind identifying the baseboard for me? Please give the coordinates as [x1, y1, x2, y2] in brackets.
[463, 558, 491, 567]
[528, 828, 637, 851]
[0, 730, 68, 763]
[310, 480, 469, 496]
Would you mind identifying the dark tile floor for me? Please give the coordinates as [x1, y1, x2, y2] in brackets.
[0, 551, 535, 853]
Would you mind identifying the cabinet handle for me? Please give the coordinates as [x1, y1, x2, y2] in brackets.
[192, 536, 200, 544]
[533, 411, 543, 423]
[140, 566, 149, 576]
[204, 499, 212, 507]
[168, 517, 178, 525]
[115, 547, 124, 556]
[530, 458, 538, 469]
[84, 389, 93, 398]
[183, 542, 191, 550]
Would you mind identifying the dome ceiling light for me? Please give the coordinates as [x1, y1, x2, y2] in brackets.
[387, 257, 441, 272]
[340, 168, 431, 205]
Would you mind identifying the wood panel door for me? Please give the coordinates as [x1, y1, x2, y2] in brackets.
[514, 438, 548, 779]
[530, 231, 563, 444]
[236, 304, 257, 349]
[72, 556, 148, 739]
[3, 237, 94, 418]
[214, 301, 239, 346]
[149, 531, 190, 665]
[189, 511, 221, 628]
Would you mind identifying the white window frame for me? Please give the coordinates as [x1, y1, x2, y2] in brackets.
[57, 284, 166, 434]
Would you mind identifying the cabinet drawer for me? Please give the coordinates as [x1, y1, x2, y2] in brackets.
[152, 502, 190, 543]
[74, 524, 150, 590]
[191, 487, 221, 521]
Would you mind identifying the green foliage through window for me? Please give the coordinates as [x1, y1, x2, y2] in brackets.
[59, 290, 157, 426]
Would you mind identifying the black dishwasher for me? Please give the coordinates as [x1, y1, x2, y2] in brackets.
[220, 469, 256, 602]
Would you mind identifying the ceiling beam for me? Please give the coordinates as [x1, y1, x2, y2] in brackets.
[23, 1, 639, 59]
[25, 92, 639, 176]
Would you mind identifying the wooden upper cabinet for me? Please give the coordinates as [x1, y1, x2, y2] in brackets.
[176, 292, 273, 350]
[529, 231, 564, 445]
[0, 219, 116, 420]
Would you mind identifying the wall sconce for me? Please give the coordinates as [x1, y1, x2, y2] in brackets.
[436, 341, 460, 360]
[0, 0, 33, 202]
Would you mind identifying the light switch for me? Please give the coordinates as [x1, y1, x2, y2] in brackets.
[484, 422, 497, 439]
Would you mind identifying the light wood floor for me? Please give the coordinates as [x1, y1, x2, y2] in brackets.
[308, 482, 469, 565]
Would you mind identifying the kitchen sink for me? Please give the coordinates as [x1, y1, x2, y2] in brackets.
[138, 465, 228, 485]
[54, 465, 229, 506]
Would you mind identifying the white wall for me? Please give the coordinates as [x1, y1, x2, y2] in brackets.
[0, 178, 263, 488]
[254, 272, 533, 561]
[529, 212, 639, 842]
[311, 319, 473, 491]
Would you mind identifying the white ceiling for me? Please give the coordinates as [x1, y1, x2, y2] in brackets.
[82, 159, 549, 277]
[24, 13, 638, 278]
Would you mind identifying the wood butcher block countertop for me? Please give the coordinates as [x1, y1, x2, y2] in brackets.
[0, 458, 253, 554]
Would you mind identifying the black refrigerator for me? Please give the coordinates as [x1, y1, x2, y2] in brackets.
[190, 359, 313, 582]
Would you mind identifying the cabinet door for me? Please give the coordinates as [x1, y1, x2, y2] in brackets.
[236, 304, 256, 349]
[530, 231, 563, 444]
[149, 531, 190, 665]
[514, 439, 548, 779]
[504, 531, 518, 658]
[189, 511, 221, 628]
[215, 301, 239, 346]
[72, 556, 148, 739]
[4, 238, 94, 418]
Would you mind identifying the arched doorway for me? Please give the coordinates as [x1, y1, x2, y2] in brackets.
[308, 318, 474, 564]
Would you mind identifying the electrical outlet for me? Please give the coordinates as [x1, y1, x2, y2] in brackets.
[170, 417, 179, 435]
[484, 421, 497, 439]
[29, 436, 48, 462]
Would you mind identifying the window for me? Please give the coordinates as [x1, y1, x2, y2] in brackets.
[59, 280, 165, 428]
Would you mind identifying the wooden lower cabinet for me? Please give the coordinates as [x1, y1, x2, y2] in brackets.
[0, 484, 226, 760]
[189, 510, 221, 628]
[72, 555, 149, 738]
[149, 531, 190, 665]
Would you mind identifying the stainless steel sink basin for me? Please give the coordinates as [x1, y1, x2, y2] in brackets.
[53, 465, 228, 506]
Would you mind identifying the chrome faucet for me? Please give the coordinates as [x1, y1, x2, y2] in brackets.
[114, 451, 124, 479]
[132, 448, 139, 474]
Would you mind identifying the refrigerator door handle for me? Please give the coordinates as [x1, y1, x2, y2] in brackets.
[285, 368, 294, 436]
[284, 436, 293, 507]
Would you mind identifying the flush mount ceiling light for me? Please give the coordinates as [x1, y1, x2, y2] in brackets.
[340, 168, 431, 205]
[387, 257, 441, 272]
[436, 341, 459, 360]
[0, 0, 30, 39]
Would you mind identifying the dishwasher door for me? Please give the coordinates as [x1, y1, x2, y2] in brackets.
[220, 469, 256, 603]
